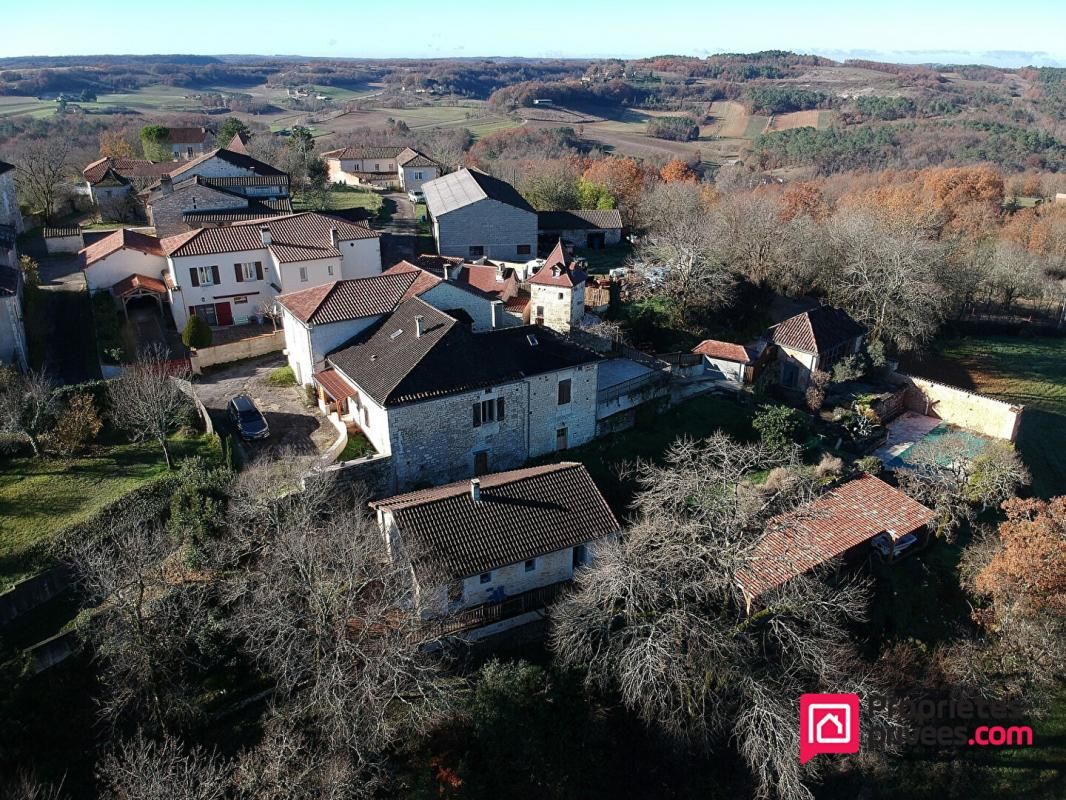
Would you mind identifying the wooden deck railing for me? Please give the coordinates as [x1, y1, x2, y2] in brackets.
[427, 580, 572, 638]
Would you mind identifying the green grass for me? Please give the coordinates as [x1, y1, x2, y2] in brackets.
[266, 365, 296, 387]
[743, 115, 772, 139]
[902, 334, 1066, 498]
[543, 394, 755, 513]
[294, 185, 383, 215]
[575, 243, 632, 275]
[338, 431, 375, 462]
[0, 435, 216, 589]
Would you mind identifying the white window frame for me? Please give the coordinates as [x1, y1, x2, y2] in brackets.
[196, 266, 215, 286]
[241, 262, 257, 280]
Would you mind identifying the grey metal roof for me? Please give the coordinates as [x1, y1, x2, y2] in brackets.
[423, 168, 534, 217]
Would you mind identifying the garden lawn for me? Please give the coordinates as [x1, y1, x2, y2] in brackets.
[902, 334, 1066, 498]
[544, 394, 755, 514]
[293, 185, 383, 216]
[0, 435, 216, 589]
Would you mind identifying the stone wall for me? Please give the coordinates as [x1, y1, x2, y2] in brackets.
[0, 565, 73, 626]
[889, 372, 1024, 442]
[189, 330, 284, 373]
[318, 452, 395, 498]
[436, 198, 538, 261]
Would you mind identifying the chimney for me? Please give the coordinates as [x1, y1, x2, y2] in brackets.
[330, 227, 339, 247]
[415, 315, 425, 337]
[470, 478, 481, 502]
[260, 226, 272, 247]
[159, 174, 172, 195]
[490, 300, 504, 329]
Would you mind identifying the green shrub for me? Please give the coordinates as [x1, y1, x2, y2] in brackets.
[48, 392, 103, 455]
[181, 314, 213, 349]
[857, 455, 883, 475]
[266, 365, 296, 387]
[753, 404, 808, 455]
[167, 456, 232, 544]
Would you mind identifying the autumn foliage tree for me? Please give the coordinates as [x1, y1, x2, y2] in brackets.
[581, 157, 649, 225]
[658, 158, 696, 183]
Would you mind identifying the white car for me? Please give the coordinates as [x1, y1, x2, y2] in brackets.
[407, 190, 425, 204]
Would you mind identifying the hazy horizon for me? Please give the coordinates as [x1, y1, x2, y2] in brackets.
[6, 0, 1066, 69]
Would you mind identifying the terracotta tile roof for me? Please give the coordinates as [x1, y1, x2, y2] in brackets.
[383, 261, 444, 299]
[538, 209, 623, 230]
[693, 339, 754, 364]
[505, 294, 530, 311]
[277, 271, 424, 325]
[313, 368, 357, 401]
[396, 147, 439, 168]
[736, 475, 935, 599]
[321, 146, 406, 160]
[328, 297, 601, 406]
[166, 126, 211, 144]
[226, 131, 251, 154]
[111, 273, 167, 296]
[529, 240, 586, 288]
[83, 157, 174, 185]
[160, 212, 377, 261]
[81, 228, 164, 268]
[371, 462, 619, 582]
[386, 259, 508, 303]
[771, 305, 866, 355]
[423, 167, 535, 216]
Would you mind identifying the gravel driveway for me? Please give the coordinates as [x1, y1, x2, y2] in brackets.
[192, 353, 335, 457]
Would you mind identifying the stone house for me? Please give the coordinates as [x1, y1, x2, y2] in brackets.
[314, 297, 601, 490]
[736, 474, 934, 612]
[370, 462, 619, 639]
[165, 127, 212, 160]
[81, 157, 174, 206]
[528, 240, 586, 335]
[321, 146, 440, 191]
[537, 208, 623, 250]
[423, 168, 538, 261]
[770, 305, 866, 390]
[144, 143, 291, 236]
[162, 212, 381, 331]
[0, 161, 23, 235]
[0, 260, 27, 371]
[276, 261, 513, 387]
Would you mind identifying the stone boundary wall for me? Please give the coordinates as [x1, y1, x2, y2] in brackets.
[888, 372, 1024, 442]
[0, 565, 73, 626]
[190, 330, 283, 373]
[315, 452, 395, 499]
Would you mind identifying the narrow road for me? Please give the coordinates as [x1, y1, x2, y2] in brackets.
[377, 192, 421, 265]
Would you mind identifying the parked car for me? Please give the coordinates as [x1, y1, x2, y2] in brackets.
[228, 394, 270, 441]
[407, 190, 425, 203]
[871, 532, 919, 559]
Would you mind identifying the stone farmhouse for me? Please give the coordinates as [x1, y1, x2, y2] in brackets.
[321, 146, 441, 192]
[537, 208, 623, 251]
[371, 462, 619, 638]
[81, 157, 176, 207]
[143, 138, 292, 235]
[313, 297, 602, 490]
[165, 126, 213, 160]
[80, 212, 381, 331]
[276, 259, 522, 387]
[423, 168, 539, 262]
[528, 240, 586, 335]
[770, 305, 866, 390]
[736, 474, 935, 612]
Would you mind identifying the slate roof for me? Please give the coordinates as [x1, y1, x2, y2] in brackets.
[328, 297, 601, 406]
[277, 271, 424, 325]
[371, 462, 619, 582]
[160, 212, 378, 261]
[736, 475, 935, 599]
[423, 168, 534, 217]
[43, 227, 82, 238]
[181, 196, 293, 224]
[771, 305, 866, 355]
[692, 339, 754, 364]
[160, 147, 285, 185]
[528, 240, 586, 288]
[81, 229, 164, 268]
[321, 146, 406, 160]
[0, 264, 20, 297]
[538, 209, 623, 230]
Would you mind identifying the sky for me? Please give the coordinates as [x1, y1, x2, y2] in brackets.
[5, 0, 1066, 67]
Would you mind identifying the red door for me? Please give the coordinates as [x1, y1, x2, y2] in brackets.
[214, 302, 233, 326]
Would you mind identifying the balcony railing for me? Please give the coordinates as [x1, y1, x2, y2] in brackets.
[426, 580, 572, 638]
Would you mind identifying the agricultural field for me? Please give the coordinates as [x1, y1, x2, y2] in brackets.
[768, 109, 836, 132]
[901, 334, 1066, 498]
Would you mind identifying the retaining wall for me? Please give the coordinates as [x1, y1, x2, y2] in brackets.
[0, 565, 73, 626]
[190, 330, 283, 373]
[888, 372, 1024, 442]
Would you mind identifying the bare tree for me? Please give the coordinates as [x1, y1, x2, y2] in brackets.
[223, 462, 452, 781]
[1, 773, 67, 800]
[70, 519, 210, 728]
[108, 344, 192, 469]
[551, 435, 895, 800]
[13, 136, 75, 224]
[0, 367, 57, 458]
[98, 732, 228, 800]
[628, 182, 737, 327]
